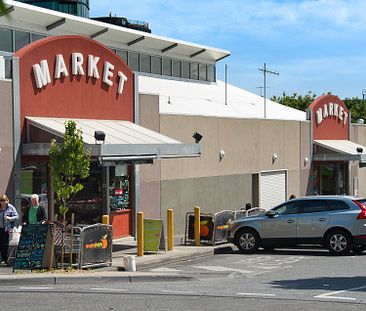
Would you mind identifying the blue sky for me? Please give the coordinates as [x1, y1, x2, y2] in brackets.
[89, 0, 366, 99]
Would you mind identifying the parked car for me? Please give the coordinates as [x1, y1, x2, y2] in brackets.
[227, 196, 366, 255]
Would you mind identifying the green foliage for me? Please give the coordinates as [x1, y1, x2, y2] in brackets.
[49, 121, 91, 216]
[343, 98, 366, 122]
[271, 91, 317, 111]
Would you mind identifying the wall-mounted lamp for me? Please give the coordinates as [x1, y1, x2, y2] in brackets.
[94, 131, 106, 144]
[272, 153, 278, 164]
[219, 150, 225, 161]
[304, 156, 309, 166]
[192, 132, 203, 143]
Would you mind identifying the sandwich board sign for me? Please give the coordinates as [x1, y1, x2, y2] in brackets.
[144, 219, 166, 254]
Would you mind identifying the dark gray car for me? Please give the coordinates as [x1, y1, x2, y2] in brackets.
[227, 196, 366, 255]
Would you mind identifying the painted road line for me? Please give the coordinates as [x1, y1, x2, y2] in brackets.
[237, 292, 275, 297]
[150, 267, 181, 272]
[90, 288, 128, 292]
[161, 290, 196, 294]
[192, 265, 253, 274]
[314, 285, 366, 301]
[19, 287, 54, 290]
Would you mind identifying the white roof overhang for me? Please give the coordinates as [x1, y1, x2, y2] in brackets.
[313, 140, 366, 163]
[2, 0, 230, 63]
[22, 117, 201, 164]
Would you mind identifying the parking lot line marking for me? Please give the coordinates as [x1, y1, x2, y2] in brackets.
[251, 265, 292, 275]
[237, 292, 275, 297]
[314, 285, 366, 301]
[19, 287, 54, 290]
[192, 265, 253, 274]
[162, 290, 196, 294]
[90, 288, 127, 292]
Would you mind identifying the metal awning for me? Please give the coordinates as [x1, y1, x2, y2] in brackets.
[313, 140, 366, 163]
[22, 117, 201, 164]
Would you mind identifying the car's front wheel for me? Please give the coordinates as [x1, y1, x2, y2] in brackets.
[325, 230, 352, 255]
[235, 228, 260, 253]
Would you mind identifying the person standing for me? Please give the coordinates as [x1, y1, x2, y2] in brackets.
[22, 194, 48, 225]
[0, 194, 19, 264]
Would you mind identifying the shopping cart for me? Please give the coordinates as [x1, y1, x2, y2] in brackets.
[7, 226, 22, 267]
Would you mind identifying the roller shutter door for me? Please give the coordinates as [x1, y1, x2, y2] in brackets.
[260, 170, 287, 209]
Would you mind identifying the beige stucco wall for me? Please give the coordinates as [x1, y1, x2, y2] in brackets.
[157, 114, 310, 234]
[138, 94, 161, 218]
[351, 124, 366, 196]
[0, 80, 14, 198]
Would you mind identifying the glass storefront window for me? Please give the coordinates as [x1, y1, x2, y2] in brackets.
[14, 30, 30, 51]
[20, 162, 49, 217]
[116, 50, 128, 64]
[190, 63, 199, 80]
[199, 64, 207, 81]
[109, 165, 130, 210]
[151, 56, 162, 75]
[128, 52, 139, 71]
[0, 27, 13, 52]
[172, 60, 181, 78]
[31, 33, 46, 42]
[182, 62, 190, 79]
[162, 58, 172, 76]
[207, 65, 215, 82]
[140, 54, 151, 73]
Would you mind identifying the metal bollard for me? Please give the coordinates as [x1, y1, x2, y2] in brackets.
[137, 211, 144, 256]
[194, 206, 200, 246]
[167, 209, 174, 251]
[102, 214, 109, 225]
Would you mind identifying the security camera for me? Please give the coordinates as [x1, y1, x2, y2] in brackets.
[357, 147, 363, 154]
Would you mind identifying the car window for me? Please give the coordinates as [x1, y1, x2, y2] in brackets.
[326, 200, 350, 211]
[299, 200, 327, 213]
[273, 202, 299, 215]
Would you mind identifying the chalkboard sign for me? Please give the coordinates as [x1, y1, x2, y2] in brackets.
[13, 224, 54, 271]
[80, 224, 112, 269]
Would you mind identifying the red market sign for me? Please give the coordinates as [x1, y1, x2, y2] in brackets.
[14, 35, 134, 141]
[308, 95, 349, 140]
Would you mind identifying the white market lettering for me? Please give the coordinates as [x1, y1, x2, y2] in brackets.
[315, 102, 348, 125]
[32, 53, 128, 95]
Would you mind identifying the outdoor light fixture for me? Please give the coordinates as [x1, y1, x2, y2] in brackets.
[192, 132, 203, 143]
[272, 153, 278, 163]
[357, 147, 363, 154]
[219, 150, 225, 161]
[304, 157, 310, 166]
[94, 131, 106, 143]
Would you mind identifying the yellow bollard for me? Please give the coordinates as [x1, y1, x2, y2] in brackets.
[194, 206, 200, 246]
[102, 214, 109, 225]
[137, 211, 144, 256]
[167, 209, 174, 251]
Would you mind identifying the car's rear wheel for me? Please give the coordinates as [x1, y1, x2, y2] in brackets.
[235, 228, 260, 253]
[325, 230, 352, 255]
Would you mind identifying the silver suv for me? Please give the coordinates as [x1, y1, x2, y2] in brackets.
[227, 196, 366, 255]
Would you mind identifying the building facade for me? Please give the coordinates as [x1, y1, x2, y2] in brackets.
[1, 0, 366, 238]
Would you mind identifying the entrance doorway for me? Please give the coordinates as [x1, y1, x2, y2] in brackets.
[312, 162, 348, 195]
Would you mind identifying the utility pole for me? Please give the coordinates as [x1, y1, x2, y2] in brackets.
[225, 64, 228, 105]
[258, 63, 279, 118]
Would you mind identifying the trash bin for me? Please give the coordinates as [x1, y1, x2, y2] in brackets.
[123, 255, 136, 272]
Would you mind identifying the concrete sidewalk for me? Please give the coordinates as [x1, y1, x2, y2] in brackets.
[0, 238, 231, 285]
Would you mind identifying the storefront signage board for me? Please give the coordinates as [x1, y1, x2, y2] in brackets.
[309, 94, 349, 140]
[144, 219, 166, 254]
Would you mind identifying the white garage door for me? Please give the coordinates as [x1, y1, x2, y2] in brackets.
[260, 170, 287, 209]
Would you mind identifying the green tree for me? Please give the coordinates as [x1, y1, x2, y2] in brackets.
[49, 120, 91, 268]
[0, 1, 5, 13]
[343, 97, 366, 122]
[271, 91, 317, 111]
